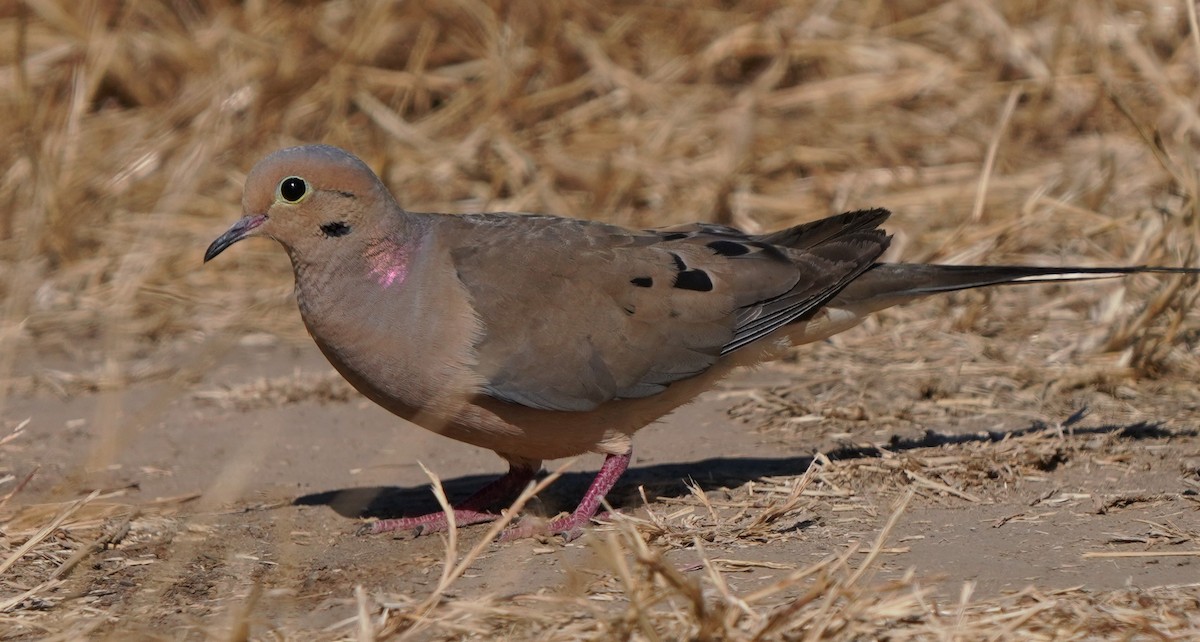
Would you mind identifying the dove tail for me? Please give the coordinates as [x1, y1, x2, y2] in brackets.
[835, 263, 1200, 313]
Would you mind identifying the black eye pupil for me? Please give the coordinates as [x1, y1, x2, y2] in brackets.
[280, 177, 307, 202]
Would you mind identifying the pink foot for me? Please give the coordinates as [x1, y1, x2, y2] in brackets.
[360, 464, 536, 536]
[359, 508, 501, 535]
[499, 451, 631, 542]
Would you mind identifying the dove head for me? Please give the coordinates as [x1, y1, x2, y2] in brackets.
[204, 145, 397, 264]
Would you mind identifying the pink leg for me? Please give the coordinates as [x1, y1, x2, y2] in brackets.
[360, 464, 537, 536]
[499, 451, 631, 542]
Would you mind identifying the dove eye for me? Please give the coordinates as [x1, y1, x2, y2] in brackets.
[278, 176, 308, 203]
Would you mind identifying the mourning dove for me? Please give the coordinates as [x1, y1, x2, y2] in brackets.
[205, 144, 1198, 541]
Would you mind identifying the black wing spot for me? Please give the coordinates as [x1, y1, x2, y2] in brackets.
[669, 252, 687, 272]
[321, 221, 351, 237]
[630, 277, 653, 287]
[660, 232, 689, 241]
[707, 240, 751, 256]
[674, 269, 714, 292]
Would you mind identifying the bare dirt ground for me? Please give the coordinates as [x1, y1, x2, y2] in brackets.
[5, 287, 1200, 639]
[3, 1, 1200, 639]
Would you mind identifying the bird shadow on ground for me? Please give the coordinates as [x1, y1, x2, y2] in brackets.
[294, 415, 1189, 522]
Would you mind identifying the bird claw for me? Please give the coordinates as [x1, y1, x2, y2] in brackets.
[358, 509, 502, 538]
[496, 516, 588, 543]
[496, 521, 547, 543]
[357, 521, 418, 537]
[357, 520, 443, 538]
[559, 526, 586, 543]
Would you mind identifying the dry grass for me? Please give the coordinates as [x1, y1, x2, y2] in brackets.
[3, 447, 1198, 640]
[3, 0, 1200, 639]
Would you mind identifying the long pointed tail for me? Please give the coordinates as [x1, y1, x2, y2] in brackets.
[834, 263, 1200, 313]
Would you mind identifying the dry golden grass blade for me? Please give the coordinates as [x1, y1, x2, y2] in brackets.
[390, 460, 573, 640]
[48, 510, 137, 580]
[0, 489, 99, 577]
[0, 578, 63, 613]
[1082, 551, 1200, 559]
[4, 1, 1200, 639]
[354, 584, 375, 642]
[970, 86, 1022, 223]
[737, 452, 820, 535]
[222, 580, 261, 642]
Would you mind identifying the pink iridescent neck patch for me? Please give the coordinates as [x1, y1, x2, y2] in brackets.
[365, 239, 411, 288]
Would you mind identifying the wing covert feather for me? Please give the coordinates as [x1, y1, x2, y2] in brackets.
[445, 209, 890, 411]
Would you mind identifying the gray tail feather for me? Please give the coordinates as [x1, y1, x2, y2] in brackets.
[837, 263, 1200, 311]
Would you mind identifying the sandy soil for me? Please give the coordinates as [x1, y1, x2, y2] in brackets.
[5, 290, 1199, 637]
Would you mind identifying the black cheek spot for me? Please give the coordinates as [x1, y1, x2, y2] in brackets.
[660, 232, 688, 241]
[336, 191, 356, 199]
[708, 240, 751, 256]
[674, 269, 714, 292]
[622, 305, 636, 316]
[669, 252, 687, 272]
[321, 221, 351, 237]
[630, 277, 653, 288]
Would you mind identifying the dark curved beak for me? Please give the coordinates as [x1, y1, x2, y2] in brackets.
[204, 214, 267, 262]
